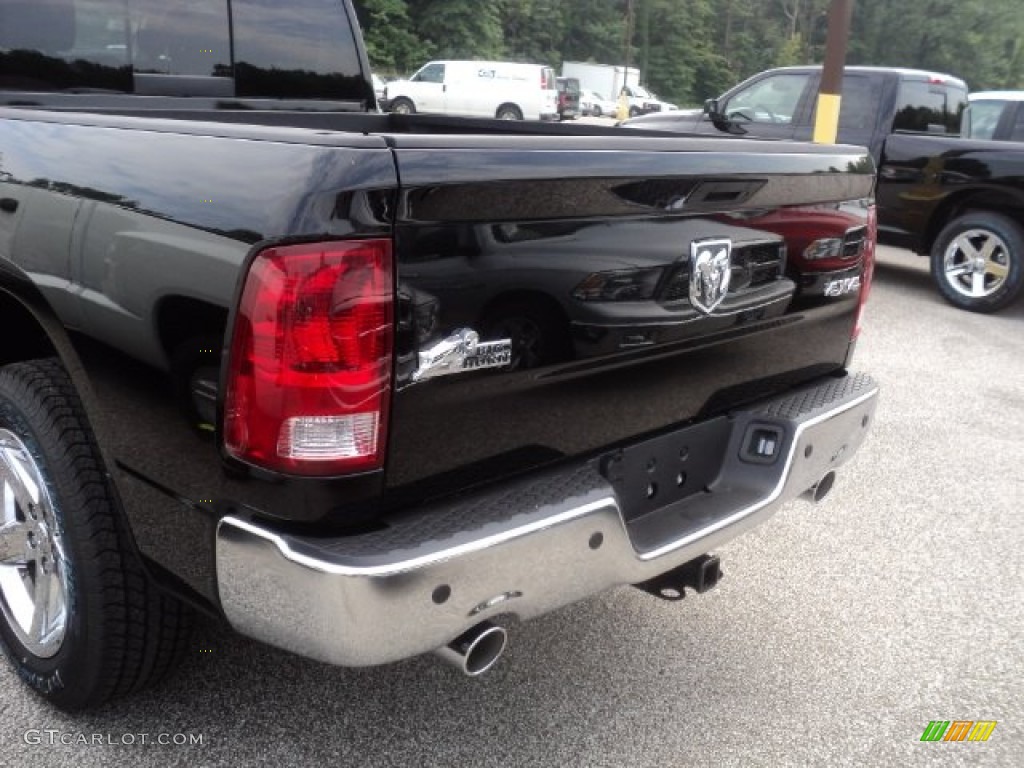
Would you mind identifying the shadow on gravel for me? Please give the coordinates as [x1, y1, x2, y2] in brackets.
[53, 589, 721, 766]
[873, 259, 935, 302]
[874, 252, 1024, 320]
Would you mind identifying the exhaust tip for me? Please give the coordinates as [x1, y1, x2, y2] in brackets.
[436, 622, 508, 676]
[803, 470, 837, 503]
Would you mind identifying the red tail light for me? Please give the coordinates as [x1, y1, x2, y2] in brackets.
[852, 205, 876, 340]
[224, 239, 393, 476]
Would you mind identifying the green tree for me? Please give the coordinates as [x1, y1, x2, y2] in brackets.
[352, 0, 1024, 97]
[559, 0, 630, 65]
[351, 0, 429, 75]
[641, 0, 721, 106]
[499, 0, 569, 65]
[848, 0, 1024, 90]
[408, 0, 505, 60]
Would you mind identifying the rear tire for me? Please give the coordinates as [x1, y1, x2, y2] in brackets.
[930, 211, 1024, 312]
[390, 97, 415, 115]
[0, 359, 192, 711]
[496, 104, 523, 121]
[592, 105, 602, 117]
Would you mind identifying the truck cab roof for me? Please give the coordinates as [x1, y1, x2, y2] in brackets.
[756, 65, 967, 89]
[969, 90, 1024, 101]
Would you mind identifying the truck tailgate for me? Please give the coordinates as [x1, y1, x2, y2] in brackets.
[384, 136, 875, 492]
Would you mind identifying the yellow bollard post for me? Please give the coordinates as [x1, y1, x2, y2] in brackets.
[616, 89, 630, 122]
[812, 0, 855, 144]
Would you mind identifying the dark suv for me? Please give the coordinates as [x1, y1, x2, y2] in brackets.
[556, 76, 580, 121]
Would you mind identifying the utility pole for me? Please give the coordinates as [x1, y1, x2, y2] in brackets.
[623, 0, 635, 74]
[617, 0, 636, 120]
[812, 0, 855, 144]
[640, 0, 650, 84]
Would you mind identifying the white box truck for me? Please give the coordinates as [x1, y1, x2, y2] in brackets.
[561, 62, 639, 104]
[561, 62, 678, 117]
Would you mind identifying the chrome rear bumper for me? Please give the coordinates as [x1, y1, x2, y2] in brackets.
[216, 372, 878, 667]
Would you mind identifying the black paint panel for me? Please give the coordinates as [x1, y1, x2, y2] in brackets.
[0, 107, 874, 607]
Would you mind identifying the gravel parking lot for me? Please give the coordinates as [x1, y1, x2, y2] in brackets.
[1, 245, 1021, 767]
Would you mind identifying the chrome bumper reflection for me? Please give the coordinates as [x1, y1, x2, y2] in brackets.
[216, 373, 878, 667]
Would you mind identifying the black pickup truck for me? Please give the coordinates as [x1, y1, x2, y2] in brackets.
[0, 0, 878, 710]
[625, 66, 1024, 312]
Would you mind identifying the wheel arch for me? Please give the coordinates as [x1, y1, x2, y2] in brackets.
[0, 267, 144, 548]
[0, 286, 59, 366]
[924, 187, 1024, 254]
[478, 288, 571, 328]
[154, 294, 229, 361]
[495, 102, 524, 119]
[0, 264, 90, 393]
[389, 96, 415, 113]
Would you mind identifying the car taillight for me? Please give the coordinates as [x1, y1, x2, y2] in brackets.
[852, 205, 876, 340]
[224, 239, 393, 476]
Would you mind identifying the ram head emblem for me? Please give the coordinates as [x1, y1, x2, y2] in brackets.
[689, 238, 733, 314]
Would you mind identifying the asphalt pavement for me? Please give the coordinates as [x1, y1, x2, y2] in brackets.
[1, 245, 1021, 767]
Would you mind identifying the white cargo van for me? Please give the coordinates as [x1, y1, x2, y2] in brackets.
[383, 60, 558, 121]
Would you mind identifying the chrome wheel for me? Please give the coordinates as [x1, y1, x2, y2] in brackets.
[0, 428, 68, 658]
[0, 359, 193, 709]
[942, 228, 1011, 299]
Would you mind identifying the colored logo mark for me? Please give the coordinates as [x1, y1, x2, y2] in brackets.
[920, 720, 997, 742]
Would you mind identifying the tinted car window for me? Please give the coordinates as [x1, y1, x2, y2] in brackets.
[133, 0, 229, 77]
[893, 80, 966, 133]
[806, 74, 882, 131]
[726, 73, 810, 125]
[963, 100, 1008, 139]
[231, 0, 364, 98]
[837, 75, 882, 130]
[1010, 105, 1024, 141]
[0, 0, 132, 92]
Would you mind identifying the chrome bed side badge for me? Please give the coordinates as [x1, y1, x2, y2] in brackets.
[690, 238, 733, 314]
[413, 328, 512, 382]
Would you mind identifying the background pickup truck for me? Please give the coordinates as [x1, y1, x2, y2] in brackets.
[624, 66, 1024, 313]
[0, 0, 878, 711]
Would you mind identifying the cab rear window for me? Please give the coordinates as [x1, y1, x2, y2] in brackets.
[0, 0, 366, 101]
[0, 0, 132, 92]
[231, 0, 365, 99]
[893, 80, 967, 134]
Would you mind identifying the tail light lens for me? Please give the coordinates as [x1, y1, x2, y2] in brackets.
[224, 239, 393, 476]
[852, 205, 876, 340]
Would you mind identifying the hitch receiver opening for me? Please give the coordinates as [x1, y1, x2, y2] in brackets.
[635, 554, 723, 601]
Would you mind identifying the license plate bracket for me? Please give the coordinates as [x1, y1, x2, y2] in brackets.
[599, 416, 732, 522]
